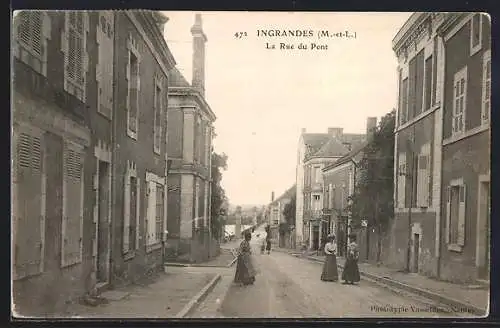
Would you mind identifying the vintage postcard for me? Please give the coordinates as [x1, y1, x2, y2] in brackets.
[11, 10, 490, 319]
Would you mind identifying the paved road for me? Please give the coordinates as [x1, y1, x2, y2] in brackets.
[217, 229, 469, 318]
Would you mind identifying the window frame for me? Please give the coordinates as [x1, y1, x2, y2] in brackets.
[481, 50, 491, 125]
[145, 172, 165, 252]
[153, 75, 163, 155]
[397, 152, 407, 209]
[96, 11, 114, 119]
[470, 14, 483, 56]
[416, 143, 431, 208]
[126, 35, 141, 140]
[452, 66, 468, 136]
[123, 161, 140, 256]
[446, 178, 467, 252]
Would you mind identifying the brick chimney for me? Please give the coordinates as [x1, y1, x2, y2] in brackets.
[191, 14, 207, 97]
[328, 127, 343, 138]
[271, 192, 275, 202]
[366, 117, 377, 140]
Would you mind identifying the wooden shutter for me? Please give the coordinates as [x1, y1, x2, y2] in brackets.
[134, 178, 141, 250]
[154, 85, 162, 152]
[62, 145, 84, 267]
[14, 132, 44, 279]
[398, 154, 406, 208]
[417, 155, 430, 207]
[155, 184, 164, 242]
[16, 11, 43, 56]
[482, 55, 491, 122]
[445, 186, 451, 244]
[457, 184, 466, 246]
[146, 181, 157, 245]
[123, 175, 131, 253]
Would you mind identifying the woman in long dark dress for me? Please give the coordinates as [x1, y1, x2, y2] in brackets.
[234, 231, 257, 285]
[321, 235, 339, 282]
[341, 234, 361, 285]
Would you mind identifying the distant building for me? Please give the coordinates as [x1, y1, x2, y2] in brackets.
[268, 185, 296, 248]
[392, 13, 490, 283]
[295, 127, 366, 250]
[166, 14, 217, 263]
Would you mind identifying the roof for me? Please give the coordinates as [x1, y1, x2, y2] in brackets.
[314, 137, 349, 157]
[168, 67, 190, 87]
[303, 132, 366, 160]
[303, 133, 332, 154]
[323, 140, 370, 172]
[270, 184, 296, 206]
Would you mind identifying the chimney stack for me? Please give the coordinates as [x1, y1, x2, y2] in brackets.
[328, 127, 343, 138]
[366, 117, 377, 140]
[271, 191, 275, 202]
[191, 14, 207, 97]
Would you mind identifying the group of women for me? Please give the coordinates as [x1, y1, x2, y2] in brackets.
[233, 230, 360, 286]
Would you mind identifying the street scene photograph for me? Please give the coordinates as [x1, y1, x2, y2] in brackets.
[11, 10, 490, 319]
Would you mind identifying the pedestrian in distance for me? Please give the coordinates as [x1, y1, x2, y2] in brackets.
[260, 238, 266, 254]
[341, 234, 361, 285]
[265, 225, 272, 255]
[234, 231, 257, 286]
[320, 234, 338, 282]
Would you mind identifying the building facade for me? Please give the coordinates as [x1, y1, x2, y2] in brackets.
[12, 11, 100, 315]
[166, 14, 217, 263]
[322, 118, 376, 257]
[295, 128, 365, 250]
[392, 12, 490, 283]
[268, 186, 295, 248]
[110, 11, 175, 286]
[438, 13, 491, 283]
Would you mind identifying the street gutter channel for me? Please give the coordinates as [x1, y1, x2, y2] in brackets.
[280, 250, 486, 317]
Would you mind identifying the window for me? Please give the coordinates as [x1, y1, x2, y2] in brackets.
[397, 153, 407, 208]
[96, 12, 114, 118]
[205, 126, 211, 165]
[314, 166, 321, 183]
[61, 142, 85, 267]
[400, 78, 409, 124]
[446, 180, 466, 249]
[416, 144, 431, 207]
[452, 66, 467, 135]
[424, 55, 433, 110]
[12, 128, 46, 279]
[145, 173, 165, 249]
[195, 179, 200, 228]
[470, 14, 482, 56]
[482, 50, 491, 124]
[14, 11, 50, 76]
[123, 162, 140, 254]
[348, 171, 353, 196]
[408, 50, 424, 119]
[126, 37, 140, 140]
[313, 195, 320, 201]
[62, 11, 89, 102]
[153, 81, 163, 154]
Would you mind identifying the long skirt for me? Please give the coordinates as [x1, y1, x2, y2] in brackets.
[266, 241, 271, 251]
[341, 258, 360, 283]
[321, 254, 338, 281]
[234, 254, 256, 285]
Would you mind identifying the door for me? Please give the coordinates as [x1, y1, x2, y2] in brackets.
[413, 233, 420, 273]
[96, 161, 110, 283]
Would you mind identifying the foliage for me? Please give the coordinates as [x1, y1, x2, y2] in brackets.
[347, 110, 395, 261]
[282, 193, 296, 227]
[210, 151, 229, 241]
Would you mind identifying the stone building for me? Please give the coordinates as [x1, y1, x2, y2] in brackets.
[392, 12, 490, 283]
[166, 14, 217, 263]
[295, 127, 365, 250]
[268, 186, 296, 248]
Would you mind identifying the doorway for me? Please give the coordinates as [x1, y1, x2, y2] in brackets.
[413, 233, 420, 273]
[96, 160, 110, 284]
[477, 180, 490, 280]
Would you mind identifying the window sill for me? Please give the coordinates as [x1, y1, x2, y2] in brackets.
[146, 242, 162, 253]
[395, 207, 436, 214]
[396, 103, 440, 133]
[447, 243, 463, 252]
[13, 269, 43, 281]
[127, 128, 137, 140]
[123, 250, 136, 261]
[443, 124, 489, 146]
[60, 259, 83, 269]
[153, 148, 161, 156]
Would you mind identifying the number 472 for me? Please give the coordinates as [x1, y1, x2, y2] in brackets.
[234, 32, 248, 38]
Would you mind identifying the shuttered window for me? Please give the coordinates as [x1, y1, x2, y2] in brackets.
[416, 144, 431, 207]
[446, 182, 467, 249]
[96, 12, 114, 118]
[482, 51, 491, 124]
[424, 55, 433, 111]
[153, 83, 162, 154]
[155, 184, 164, 243]
[123, 170, 139, 254]
[62, 11, 88, 101]
[452, 66, 467, 135]
[61, 143, 84, 267]
[13, 130, 46, 279]
[17, 11, 43, 58]
[400, 78, 408, 124]
[126, 49, 140, 139]
[397, 153, 406, 208]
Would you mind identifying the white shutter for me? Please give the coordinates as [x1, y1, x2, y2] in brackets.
[123, 174, 131, 253]
[146, 181, 157, 245]
[445, 186, 451, 244]
[135, 178, 141, 250]
[457, 184, 466, 246]
[482, 52, 491, 123]
[417, 155, 430, 207]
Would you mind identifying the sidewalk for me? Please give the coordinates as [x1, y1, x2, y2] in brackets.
[62, 267, 219, 318]
[274, 247, 489, 316]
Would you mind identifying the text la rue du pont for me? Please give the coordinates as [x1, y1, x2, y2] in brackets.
[234, 29, 357, 51]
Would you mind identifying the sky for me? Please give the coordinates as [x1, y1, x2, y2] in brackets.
[162, 11, 412, 207]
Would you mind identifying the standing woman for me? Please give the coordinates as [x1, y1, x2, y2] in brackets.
[321, 235, 338, 282]
[265, 225, 272, 255]
[234, 231, 257, 286]
[341, 234, 361, 285]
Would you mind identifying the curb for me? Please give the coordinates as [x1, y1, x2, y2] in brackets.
[175, 274, 222, 318]
[282, 249, 486, 316]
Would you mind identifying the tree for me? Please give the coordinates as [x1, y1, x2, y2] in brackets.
[211, 151, 228, 241]
[281, 194, 296, 232]
[348, 110, 395, 262]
